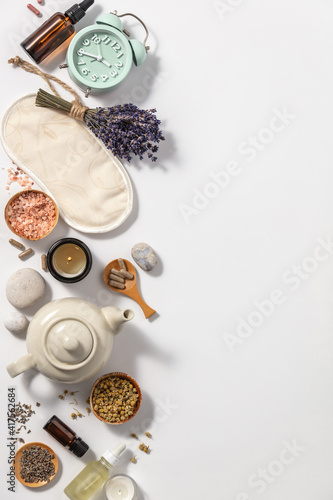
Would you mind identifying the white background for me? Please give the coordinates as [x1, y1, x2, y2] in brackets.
[1, 0, 333, 499]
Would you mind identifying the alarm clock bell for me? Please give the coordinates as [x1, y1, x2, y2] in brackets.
[96, 13, 148, 66]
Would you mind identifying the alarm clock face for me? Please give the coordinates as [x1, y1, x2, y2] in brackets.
[67, 26, 133, 93]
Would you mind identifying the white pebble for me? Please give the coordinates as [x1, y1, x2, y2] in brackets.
[4, 311, 29, 334]
[6, 268, 46, 309]
[131, 242, 157, 271]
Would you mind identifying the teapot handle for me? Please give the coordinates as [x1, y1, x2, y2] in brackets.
[6, 354, 36, 378]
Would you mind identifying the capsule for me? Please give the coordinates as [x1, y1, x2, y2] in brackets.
[109, 273, 125, 284]
[111, 268, 124, 278]
[120, 269, 134, 280]
[9, 238, 24, 250]
[118, 258, 127, 271]
[18, 248, 34, 260]
[27, 3, 41, 15]
[109, 280, 125, 289]
[41, 254, 47, 271]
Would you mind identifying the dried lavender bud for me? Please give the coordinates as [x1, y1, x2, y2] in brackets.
[19, 445, 55, 483]
[8, 402, 36, 436]
[84, 103, 165, 163]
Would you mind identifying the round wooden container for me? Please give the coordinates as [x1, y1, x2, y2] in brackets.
[90, 372, 142, 425]
[14, 442, 58, 488]
[5, 189, 58, 241]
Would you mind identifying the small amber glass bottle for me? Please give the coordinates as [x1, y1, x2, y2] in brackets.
[21, 0, 94, 64]
[44, 415, 89, 457]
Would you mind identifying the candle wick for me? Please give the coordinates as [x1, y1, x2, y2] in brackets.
[67, 257, 72, 263]
[118, 489, 122, 495]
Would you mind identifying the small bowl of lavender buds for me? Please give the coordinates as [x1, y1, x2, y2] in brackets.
[14, 442, 58, 488]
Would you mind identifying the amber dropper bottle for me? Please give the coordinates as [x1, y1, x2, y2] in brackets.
[43, 415, 89, 457]
[21, 0, 94, 64]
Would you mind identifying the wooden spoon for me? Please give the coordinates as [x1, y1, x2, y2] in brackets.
[103, 259, 156, 318]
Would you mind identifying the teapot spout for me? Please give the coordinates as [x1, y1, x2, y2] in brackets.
[102, 306, 134, 334]
[7, 354, 36, 378]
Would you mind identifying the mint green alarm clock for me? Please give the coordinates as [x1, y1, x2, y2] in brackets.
[65, 12, 149, 95]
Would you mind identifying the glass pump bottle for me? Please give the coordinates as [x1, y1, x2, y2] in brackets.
[21, 0, 94, 64]
[64, 443, 126, 500]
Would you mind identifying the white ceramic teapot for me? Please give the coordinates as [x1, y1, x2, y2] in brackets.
[6, 298, 134, 383]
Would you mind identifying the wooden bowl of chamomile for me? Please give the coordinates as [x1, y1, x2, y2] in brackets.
[90, 372, 142, 425]
[5, 189, 59, 241]
[14, 442, 58, 488]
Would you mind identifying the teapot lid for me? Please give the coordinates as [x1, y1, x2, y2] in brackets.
[44, 319, 94, 367]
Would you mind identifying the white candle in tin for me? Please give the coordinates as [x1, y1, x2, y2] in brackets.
[52, 243, 87, 278]
[104, 475, 137, 500]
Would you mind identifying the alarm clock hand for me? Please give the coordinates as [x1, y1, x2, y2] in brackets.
[96, 43, 112, 68]
[80, 49, 99, 59]
[99, 58, 111, 68]
[80, 49, 111, 68]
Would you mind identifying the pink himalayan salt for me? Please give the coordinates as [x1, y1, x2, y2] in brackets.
[6, 164, 34, 191]
[7, 191, 57, 240]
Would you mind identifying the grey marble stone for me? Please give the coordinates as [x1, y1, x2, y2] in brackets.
[4, 311, 29, 334]
[131, 242, 157, 272]
[6, 268, 46, 309]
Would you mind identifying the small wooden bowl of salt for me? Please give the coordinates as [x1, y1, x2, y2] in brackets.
[5, 189, 58, 241]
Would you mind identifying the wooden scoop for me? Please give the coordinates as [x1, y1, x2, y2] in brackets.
[103, 259, 156, 319]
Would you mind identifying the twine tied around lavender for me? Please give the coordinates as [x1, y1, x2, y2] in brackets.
[8, 56, 165, 163]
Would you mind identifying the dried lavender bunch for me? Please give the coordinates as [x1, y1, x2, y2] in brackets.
[85, 104, 164, 162]
[36, 90, 165, 163]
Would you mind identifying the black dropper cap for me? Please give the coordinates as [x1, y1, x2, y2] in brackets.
[65, 0, 94, 24]
[69, 438, 89, 457]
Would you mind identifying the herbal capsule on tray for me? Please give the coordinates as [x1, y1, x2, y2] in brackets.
[109, 280, 125, 289]
[118, 258, 127, 271]
[119, 269, 134, 280]
[111, 268, 124, 278]
[109, 273, 125, 284]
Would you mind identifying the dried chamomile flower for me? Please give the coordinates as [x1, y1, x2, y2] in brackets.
[139, 443, 150, 453]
